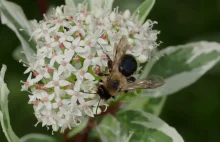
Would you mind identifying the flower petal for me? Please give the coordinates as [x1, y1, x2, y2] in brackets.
[66, 89, 74, 95]
[73, 109, 82, 116]
[66, 64, 76, 72]
[84, 73, 95, 80]
[63, 41, 71, 49]
[53, 71, 59, 81]
[64, 49, 74, 62]
[84, 106, 94, 117]
[82, 59, 91, 71]
[54, 86, 60, 96]
[75, 46, 86, 53]
[59, 80, 70, 86]
[44, 81, 54, 88]
[58, 65, 65, 75]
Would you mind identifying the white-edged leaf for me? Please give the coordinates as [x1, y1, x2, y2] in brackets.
[20, 133, 57, 142]
[67, 117, 89, 138]
[0, 0, 32, 34]
[141, 41, 220, 98]
[0, 0, 35, 63]
[12, 46, 27, 62]
[132, 0, 155, 24]
[65, 0, 76, 8]
[125, 96, 166, 116]
[95, 114, 134, 142]
[117, 110, 184, 142]
[0, 65, 20, 142]
[88, 0, 114, 11]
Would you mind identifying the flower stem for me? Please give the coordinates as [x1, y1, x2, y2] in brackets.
[38, 0, 48, 14]
[68, 102, 124, 142]
[63, 130, 69, 142]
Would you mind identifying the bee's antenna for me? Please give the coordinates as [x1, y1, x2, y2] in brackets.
[96, 98, 101, 115]
[80, 91, 97, 94]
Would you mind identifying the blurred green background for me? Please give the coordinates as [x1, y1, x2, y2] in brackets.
[0, 0, 220, 142]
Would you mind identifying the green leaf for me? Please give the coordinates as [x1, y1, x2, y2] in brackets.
[0, 0, 36, 63]
[0, 65, 20, 142]
[132, 0, 155, 24]
[141, 41, 220, 98]
[95, 114, 134, 142]
[20, 133, 57, 142]
[117, 110, 184, 142]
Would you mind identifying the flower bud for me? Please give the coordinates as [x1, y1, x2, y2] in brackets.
[110, 12, 117, 22]
[137, 54, 148, 63]
[123, 10, 131, 20]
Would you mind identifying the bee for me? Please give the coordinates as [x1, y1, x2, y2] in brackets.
[96, 35, 165, 100]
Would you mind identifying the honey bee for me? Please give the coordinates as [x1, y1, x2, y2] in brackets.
[96, 35, 165, 100]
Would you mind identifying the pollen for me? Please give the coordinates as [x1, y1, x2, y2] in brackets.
[41, 97, 49, 102]
[33, 71, 39, 77]
[59, 43, 65, 49]
[24, 81, 29, 87]
[61, 61, 67, 66]
[36, 84, 42, 89]
[53, 81, 59, 86]
[54, 35, 59, 41]
[47, 68, 53, 73]
[94, 66, 101, 74]
[57, 101, 63, 107]
[73, 56, 80, 62]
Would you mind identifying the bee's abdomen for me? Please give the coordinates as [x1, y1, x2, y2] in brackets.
[119, 54, 137, 77]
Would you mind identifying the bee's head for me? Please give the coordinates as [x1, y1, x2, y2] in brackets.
[110, 80, 120, 90]
[96, 85, 112, 100]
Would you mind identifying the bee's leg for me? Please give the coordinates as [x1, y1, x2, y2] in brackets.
[103, 52, 113, 72]
[97, 72, 109, 76]
[127, 76, 136, 83]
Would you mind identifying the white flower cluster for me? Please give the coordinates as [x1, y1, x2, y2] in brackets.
[21, 2, 159, 133]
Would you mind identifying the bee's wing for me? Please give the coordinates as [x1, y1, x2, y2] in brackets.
[120, 75, 165, 91]
[112, 35, 129, 70]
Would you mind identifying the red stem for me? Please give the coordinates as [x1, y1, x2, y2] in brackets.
[63, 129, 69, 142]
[38, 0, 48, 14]
[70, 102, 124, 142]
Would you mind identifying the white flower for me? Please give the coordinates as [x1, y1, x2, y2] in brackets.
[21, 0, 160, 132]
[52, 97, 70, 113]
[81, 80, 96, 93]
[37, 39, 59, 58]
[44, 71, 71, 96]
[23, 61, 39, 74]
[49, 51, 63, 67]
[63, 37, 81, 55]
[39, 92, 55, 110]
[66, 80, 90, 104]
[21, 73, 34, 91]
[75, 69, 95, 81]
[33, 67, 51, 83]
[79, 101, 95, 117]
[41, 110, 56, 126]
[92, 50, 108, 67]
[56, 49, 76, 74]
